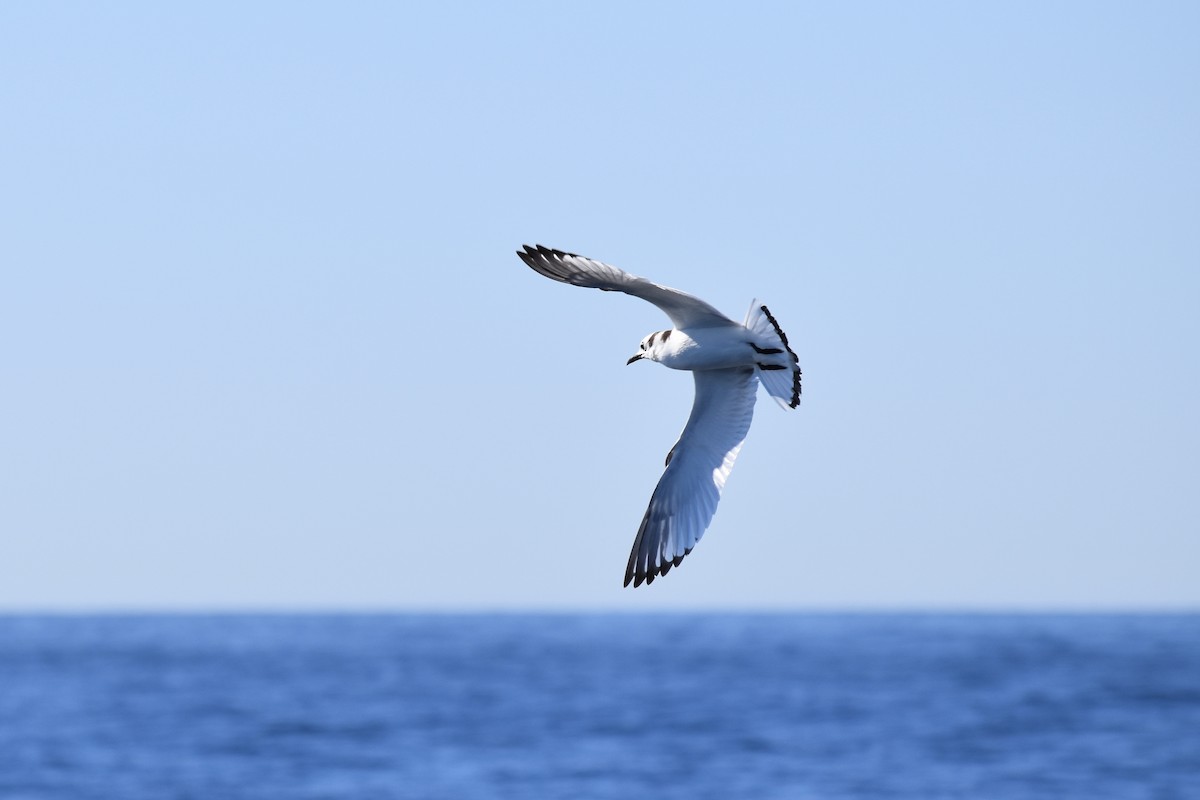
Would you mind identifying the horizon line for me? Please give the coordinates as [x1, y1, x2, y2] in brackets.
[2, 604, 1197, 616]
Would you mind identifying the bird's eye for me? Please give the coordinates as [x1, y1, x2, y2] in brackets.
[641, 343, 646, 350]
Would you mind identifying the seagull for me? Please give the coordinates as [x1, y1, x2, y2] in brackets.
[517, 244, 801, 587]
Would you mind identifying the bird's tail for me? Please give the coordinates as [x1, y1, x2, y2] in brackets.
[744, 300, 801, 410]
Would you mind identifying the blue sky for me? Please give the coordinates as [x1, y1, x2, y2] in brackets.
[2, 2, 1197, 610]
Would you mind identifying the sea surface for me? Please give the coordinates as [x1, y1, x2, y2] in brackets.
[0, 613, 1197, 800]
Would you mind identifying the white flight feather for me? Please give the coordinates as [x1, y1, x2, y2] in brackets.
[625, 367, 757, 586]
[518, 244, 737, 329]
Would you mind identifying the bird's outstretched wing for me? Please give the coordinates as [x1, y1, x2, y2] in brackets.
[517, 244, 736, 329]
[625, 367, 758, 587]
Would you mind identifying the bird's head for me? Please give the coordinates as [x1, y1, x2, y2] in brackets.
[627, 330, 671, 365]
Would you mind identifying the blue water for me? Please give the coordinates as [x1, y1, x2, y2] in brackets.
[1, 614, 1197, 799]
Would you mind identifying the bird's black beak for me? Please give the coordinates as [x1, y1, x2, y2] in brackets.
[626, 354, 643, 365]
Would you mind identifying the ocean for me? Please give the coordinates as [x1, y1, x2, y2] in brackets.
[0, 613, 1197, 799]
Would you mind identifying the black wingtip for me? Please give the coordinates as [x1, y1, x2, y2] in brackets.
[535, 243, 581, 259]
[517, 244, 583, 267]
[626, 566, 653, 588]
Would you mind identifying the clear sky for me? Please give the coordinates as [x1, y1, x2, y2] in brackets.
[2, 2, 1197, 610]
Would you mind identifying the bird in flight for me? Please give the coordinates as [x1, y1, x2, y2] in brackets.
[517, 245, 801, 587]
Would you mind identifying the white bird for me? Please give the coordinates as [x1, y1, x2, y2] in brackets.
[517, 245, 801, 587]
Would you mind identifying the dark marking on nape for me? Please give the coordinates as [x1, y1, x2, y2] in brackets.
[647, 331, 657, 348]
[758, 363, 787, 371]
[662, 329, 672, 341]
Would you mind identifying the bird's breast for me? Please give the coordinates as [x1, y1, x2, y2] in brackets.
[655, 327, 755, 371]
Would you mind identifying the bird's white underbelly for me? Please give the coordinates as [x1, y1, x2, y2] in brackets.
[656, 328, 755, 371]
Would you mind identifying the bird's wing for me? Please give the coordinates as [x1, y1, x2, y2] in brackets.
[517, 244, 736, 329]
[625, 367, 758, 587]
